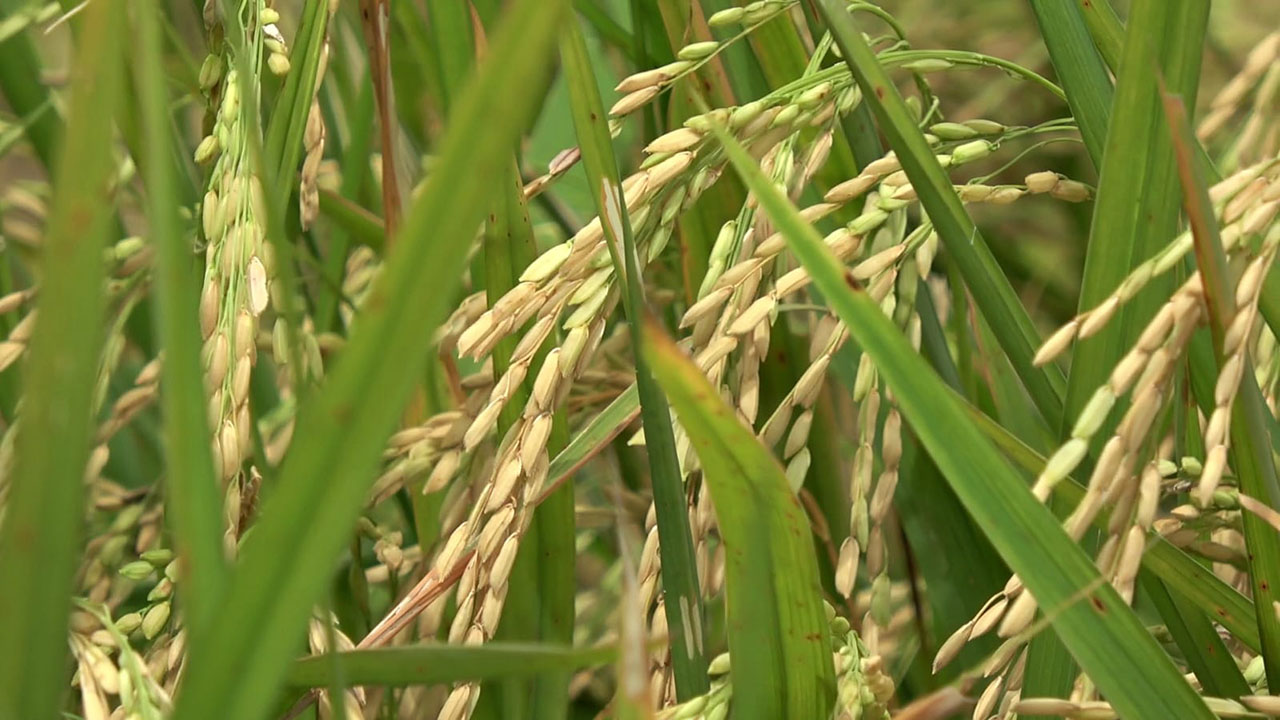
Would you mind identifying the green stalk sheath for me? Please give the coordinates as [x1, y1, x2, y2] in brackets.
[529, 417, 576, 717]
[559, 18, 710, 698]
[478, 157, 573, 718]
[475, 161, 532, 719]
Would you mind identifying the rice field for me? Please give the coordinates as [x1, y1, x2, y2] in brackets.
[0, 1, 1279, 719]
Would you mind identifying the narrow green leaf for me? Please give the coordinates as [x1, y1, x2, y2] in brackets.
[895, 442, 1008, 680]
[1141, 573, 1250, 699]
[1027, 0, 1113, 167]
[171, 3, 569, 718]
[711, 117, 1214, 720]
[132, 0, 227, 637]
[0, 28, 60, 171]
[0, 1, 124, 716]
[425, 0, 476, 112]
[560, 17, 709, 697]
[288, 644, 616, 688]
[318, 187, 385, 251]
[1076, 0, 1125, 72]
[642, 318, 834, 720]
[546, 385, 640, 490]
[263, 0, 330, 210]
[1140, 536, 1261, 653]
[389, 1, 438, 146]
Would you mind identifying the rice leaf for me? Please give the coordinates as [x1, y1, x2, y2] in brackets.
[1075, 0, 1125, 72]
[1141, 574, 1249, 698]
[0, 27, 60, 171]
[642, 318, 835, 720]
[1026, 0, 1112, 167]
[546, 385, 640, 490]
[560, 17, 710, 698]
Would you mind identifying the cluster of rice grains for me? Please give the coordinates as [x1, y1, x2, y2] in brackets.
[0, 229, 174, 717]
[385, 6, 1109, 719]
[1200, 31, 1280, 172]
[47, 3, 349, 720]
[194, 0, 288, 548]
[0, 236, 153, 511]
[932, 161, 1280, 718]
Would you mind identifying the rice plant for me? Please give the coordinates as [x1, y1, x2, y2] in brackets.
[1, 1, 1279, 718]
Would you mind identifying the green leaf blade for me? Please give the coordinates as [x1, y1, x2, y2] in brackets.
[560, 16, 710, 698]
[642, 318, 834, 720]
